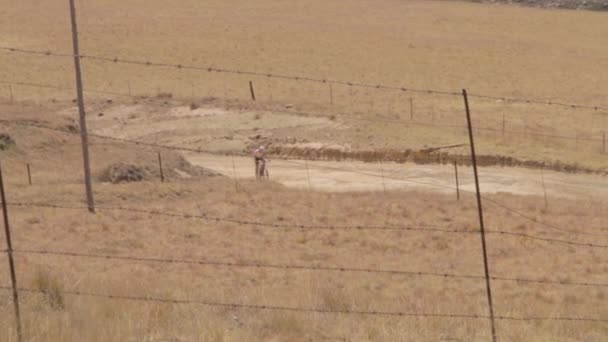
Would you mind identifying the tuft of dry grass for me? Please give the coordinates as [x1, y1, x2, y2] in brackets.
[32, 270, 65, 311]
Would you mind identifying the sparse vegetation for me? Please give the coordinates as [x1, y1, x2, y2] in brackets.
[0, 0, 607, 341]
[98, 163, 146, 183]
[32, 270, 64, 310]
[0, 133, 15, 150]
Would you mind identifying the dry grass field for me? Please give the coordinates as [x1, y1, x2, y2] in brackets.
[1, 0, 608, 168]
[1, 0, 608, 341]
[0, 105, 607, 341]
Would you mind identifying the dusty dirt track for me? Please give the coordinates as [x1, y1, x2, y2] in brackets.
[184, 153, 608, 199]
[78, 100, 608, 200]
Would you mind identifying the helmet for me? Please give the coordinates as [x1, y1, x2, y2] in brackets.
[259, 146, 265, 150]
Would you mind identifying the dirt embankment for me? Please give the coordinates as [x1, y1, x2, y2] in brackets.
[268, 145, 608, 175]
[466, 0, 608, 11]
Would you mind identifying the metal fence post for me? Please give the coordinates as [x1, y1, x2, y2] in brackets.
[541, 165, 548, 209]
[305, 160, 312, 192]
[157, 152, 164, 183]
[249, 81, 256, 101]
[501, 113, 505, 140]
[409, 98, 413, 120]
[8, 84, 14, 104]
[26, 164, 32, 186]
[453, 161, 460, 201]
[0, 162, 23, 342]
[462, 89, 497, 342]
[69, 0, 95, 213]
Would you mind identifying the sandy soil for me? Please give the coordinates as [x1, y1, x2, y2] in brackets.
[76, 99, 608, 200]
[184, 153, 608, 199]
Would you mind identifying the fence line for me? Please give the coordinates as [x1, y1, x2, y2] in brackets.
[0, 285, 605, 324]
[1, 79, 607, 145]
[9, 248, 608, 289]
[484, 198, 608, 237]
[2, 118, 607, 239]
[0, 80, 136, 98]
[2, 45, 607, 111]
[4, 201, 608, 249]
[4, 201, 478, 234]
[2, 116, 607, 187]
[2, 28, 607, 342]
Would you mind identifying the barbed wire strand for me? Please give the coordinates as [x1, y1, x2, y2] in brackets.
[484, 198, 608, 237]
[10, 248, 608, 288]
[4, 201, 477, 234]
[0, 286, 605, 323]
[2, 118, 607, 238]
[1, 80, 607, 144]
[5, 201, 608, 248]
[1, 116, 604, 198]
[1, 46, 607, 111]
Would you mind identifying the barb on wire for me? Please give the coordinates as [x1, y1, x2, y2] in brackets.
[1, 286, 605, 323]
[12, 248, 608, 288]
[1, 45, 607, 111]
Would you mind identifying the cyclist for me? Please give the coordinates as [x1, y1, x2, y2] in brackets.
[252, 145, 266, 179]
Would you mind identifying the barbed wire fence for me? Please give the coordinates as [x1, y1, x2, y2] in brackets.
[1, 9, 608, 340]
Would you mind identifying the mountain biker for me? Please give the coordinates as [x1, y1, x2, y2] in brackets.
[253, 145, 266, 178]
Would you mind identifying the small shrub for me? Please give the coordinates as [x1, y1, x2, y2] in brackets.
[98, 163, 146, 183]
[0, 133, 15, 150]
[263, 313, 304, 338]
[32, 270, 64, 310]
[156, 92, 173, 99]
[254, 113, 262, 120]
[321, 289, 351, 311]
[189, 102, 200, 110]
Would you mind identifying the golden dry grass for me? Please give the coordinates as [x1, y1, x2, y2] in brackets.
[1, 1, 608, 340]
[0, 104, 607, 341]
[1, 0, 608, 169]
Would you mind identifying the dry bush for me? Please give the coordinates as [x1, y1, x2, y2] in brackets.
[0, 133, 15, 150]
[156, 92, 173, 99]
[32, 270, 64, 310]
[98, 163, 147, 183]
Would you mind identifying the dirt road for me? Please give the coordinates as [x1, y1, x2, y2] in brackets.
[184, 153, 608, 199]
